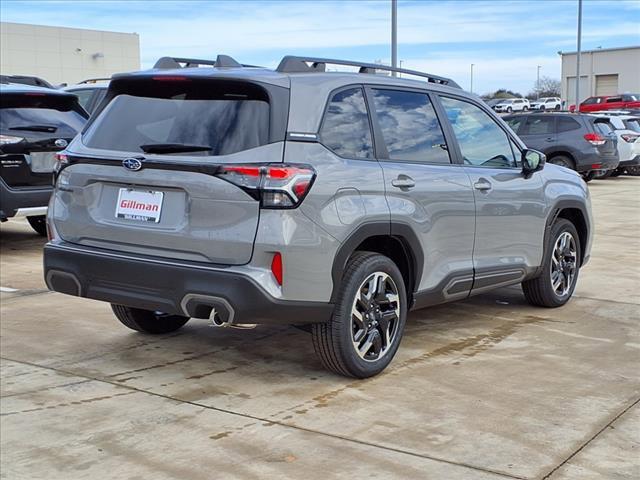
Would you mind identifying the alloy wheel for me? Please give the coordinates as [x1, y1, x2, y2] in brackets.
[550, 232, 577, 297]
[350, 272, 400, 362]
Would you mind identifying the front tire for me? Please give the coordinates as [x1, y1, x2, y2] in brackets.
[111, 305, 190, 334]
[507, 106, 513, 113]
[312, 252, 407, 378]
[522, 219, 581, 307]
[523, 106, 529, 112]
[27, 215, 47, 236]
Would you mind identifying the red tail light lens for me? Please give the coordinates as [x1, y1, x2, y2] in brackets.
[271, 252, 283, 286]
[584, 133, 606, 146]
[216, 164, 315, 209]
[621, 134, 638, 143]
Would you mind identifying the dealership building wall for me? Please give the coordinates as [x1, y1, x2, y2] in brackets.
[560, 46, 640, 105]
[0, 22, 140, 85]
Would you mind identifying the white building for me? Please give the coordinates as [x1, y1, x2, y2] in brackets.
[0, 22, 140, 86]
[559, 45, 640, 105]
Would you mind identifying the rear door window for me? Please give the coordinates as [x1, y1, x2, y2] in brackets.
[623, 119, 640, 132]
[320, 87, 373, 159]
[371, 89, 450, 164]
[68, 89, 95, 112]
[504, 116, 525, 133]
[83, 80, 273, 156]
[522, 116, 555, 135]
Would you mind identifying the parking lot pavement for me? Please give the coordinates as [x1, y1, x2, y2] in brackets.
[1, 177, 639, 480]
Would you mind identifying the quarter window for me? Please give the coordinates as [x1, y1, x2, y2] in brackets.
[371, 89, 450, 164]
[440, 96, 517, 168]
[320, 88, 373, 159]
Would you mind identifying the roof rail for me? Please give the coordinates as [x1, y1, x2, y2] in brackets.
[154, 55, 255, 69]
[276, 56, 460, 88]
[78, 77, 111, 84]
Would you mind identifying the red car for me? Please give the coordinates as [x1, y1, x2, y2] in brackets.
[570, 93, 640, 112]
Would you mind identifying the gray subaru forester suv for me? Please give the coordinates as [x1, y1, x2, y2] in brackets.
[44, 55, 593, 378]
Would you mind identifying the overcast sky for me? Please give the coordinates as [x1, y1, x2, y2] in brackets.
[2, 0, 639, 94]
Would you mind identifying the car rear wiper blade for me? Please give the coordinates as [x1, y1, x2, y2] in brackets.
[140, 143, 213, 154]
[9, 124, 58, 133]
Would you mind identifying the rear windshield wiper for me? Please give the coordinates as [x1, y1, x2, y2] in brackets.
[9, 125, 58, 133]
[140, 143, 213, 154]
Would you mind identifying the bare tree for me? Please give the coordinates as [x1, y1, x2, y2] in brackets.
[529, 76, 561, 99]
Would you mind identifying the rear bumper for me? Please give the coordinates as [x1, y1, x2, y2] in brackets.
[44, 242, 334, 325]
[0, 178, 51, 220]
[574, 153, 619, 173]
[619, 155, 640, 168]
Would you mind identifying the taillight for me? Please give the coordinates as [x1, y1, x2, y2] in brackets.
[216, 163, 315, 209]
[621, 134, 639, 143]
[53, 152, 69, 181]
[271, 252, 283, 286]
[584, 133, 606, 146]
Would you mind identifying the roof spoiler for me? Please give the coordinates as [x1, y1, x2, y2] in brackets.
[276, 55, 460, 88]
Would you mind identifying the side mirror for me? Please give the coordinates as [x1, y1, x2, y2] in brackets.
[522, 149, 545, 177]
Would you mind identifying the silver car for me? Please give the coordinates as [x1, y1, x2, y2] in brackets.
[44, 55, 593, 378]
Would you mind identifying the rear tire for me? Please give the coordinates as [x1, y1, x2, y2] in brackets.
[311, 252, 407, 378]
[111, 305, 190, 334]
[555, 104, 561, 111]
[582, 171, 596, 182]
[522, 219, 581, 308]
[549, 155, 575, 171]
[523, 106, 529, 112]
[27, 215, 47, 236]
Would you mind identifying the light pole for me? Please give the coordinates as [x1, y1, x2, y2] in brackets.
[470, 63, 474, 93]
[391, 0, 397, 76]
[575, 0, 582, 109]
[536, 65, 541, 99]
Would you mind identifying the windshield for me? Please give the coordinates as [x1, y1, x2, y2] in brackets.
[83, 81, 271, 156]
[0, 94, 87, 137]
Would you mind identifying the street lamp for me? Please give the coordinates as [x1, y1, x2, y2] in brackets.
[536, 65, 541, 99]
[470, 63, 474, 93]
[391, 0, 397, 76]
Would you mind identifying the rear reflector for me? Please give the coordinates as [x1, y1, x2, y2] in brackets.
[591, 163, 602, 169]
[271, 253, 283, 286]
[584, 133, 606, 146]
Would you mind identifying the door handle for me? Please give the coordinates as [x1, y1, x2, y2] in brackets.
[473, 180, 492, 191]
[391, 175, 415, 189]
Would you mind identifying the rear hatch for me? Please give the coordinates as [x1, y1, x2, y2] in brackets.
[1, 92, 87, 187]
[590, 118, 619, 159]
[53, 74, 288, 265]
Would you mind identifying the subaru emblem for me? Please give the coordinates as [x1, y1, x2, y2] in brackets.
[54, 139, 68, 148]
[123, 158, 143, 171]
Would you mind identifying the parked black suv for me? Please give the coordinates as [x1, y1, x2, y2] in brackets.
[504, 112, 619, 181]
[0, 84, 88, 234]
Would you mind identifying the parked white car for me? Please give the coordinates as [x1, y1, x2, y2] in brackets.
[591, 113, 640, 176]
[530, 97, 562, 111]
[493, 98, 530, 113]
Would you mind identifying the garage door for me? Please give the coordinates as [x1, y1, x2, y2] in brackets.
[595, 75, 618, 96]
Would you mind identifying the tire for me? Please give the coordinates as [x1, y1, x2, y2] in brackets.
[523, 106, 529, 112]
[610, 169, 621, 177]
[507, 107, 513, 113]
[540, 106, 545, 111]
[522, 218, 581, 308]
[27, 215, 47, 236]
[549, 155, 575, 171]
[111, 304, 190, 334]
[626, 166, 640, 176]
[555, 105, 561, 111]
[582, 171, 595, 183]
[311, 252, 407, 378]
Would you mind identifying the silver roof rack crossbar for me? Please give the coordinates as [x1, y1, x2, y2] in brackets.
[153, 55, 254, 69]
[78, 77, 111, 84]
[276, 56, 460, 88]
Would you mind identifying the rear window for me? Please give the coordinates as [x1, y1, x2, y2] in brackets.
[83, 80, 272, 156]
[0, 93, 87, 136]
[623, 119, 640, 132]
[594, 121, 614, 135]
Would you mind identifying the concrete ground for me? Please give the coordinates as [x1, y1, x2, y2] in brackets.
[1, 177, 639, 480]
